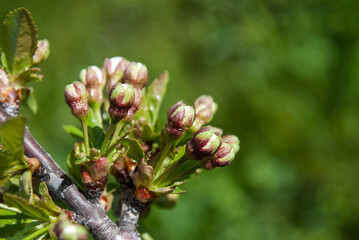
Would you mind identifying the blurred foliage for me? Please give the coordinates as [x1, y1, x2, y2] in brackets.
[1, 0, 359, 239]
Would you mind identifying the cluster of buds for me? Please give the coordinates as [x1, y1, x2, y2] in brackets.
[165, 101, 195, 139]
[186, 126, 239, 169]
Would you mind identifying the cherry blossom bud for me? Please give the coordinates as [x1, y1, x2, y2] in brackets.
[192, 95, 217, 131]
[81, 156, 110, 200]
[123, 62, 148, 89]
[222, 135, 240, 154]
[186, 126, 222, 159]
[123, 88, 143, 122]
[32, 39, 50, 65]
[64, 81, 89, 121]
[204, 142, 235, 169]
[108, 83, 135, 123]
[54, 219, 88, 240]
[166, 101, 195, 139]
[79, 66, 105, 105]
[103, 57, 129, 93]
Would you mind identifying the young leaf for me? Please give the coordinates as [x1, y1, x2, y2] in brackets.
[146, 71, 169, 128]
[86, 108, 105, 148]
[33, 182, 61, 217]
[13, 67, 43, 86]
[0, 8, 38, 76]
[21, 89, 38, 114]
[121, 138, 144, 163]
[19, 170, 33, 202]
[0, 116, 26, 160]
[3, 194, 51, 222]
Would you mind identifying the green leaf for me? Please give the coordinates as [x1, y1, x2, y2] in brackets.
[121, 138, 144, 163]
[13, 67, 43, 86]
[19, 170, 33, 202]
[74, 157, 89, 165]
[146, 71, 169, 128]
[22, 222, 50, 240]
[0, 8, 38, 76]
[86, 108, 105, 148]
[0, 116, 26, 159]
[3, 194, 50, 222]
[0, 204, 35, 238]
[33, 182, 61, 217]
[63, 124, 83, 140]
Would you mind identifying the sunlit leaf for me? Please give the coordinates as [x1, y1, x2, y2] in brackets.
[0, 8, 38, 76]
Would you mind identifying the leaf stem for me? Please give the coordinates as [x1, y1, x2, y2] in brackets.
[153, 142, 173, 178]
[100, 122, 115, 154]
[154, 155, 188, 184]
[82, 120, 89, 155]
[110, 120, 126, 145]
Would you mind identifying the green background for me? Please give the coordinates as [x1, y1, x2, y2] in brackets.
[1, 0, 359, 239]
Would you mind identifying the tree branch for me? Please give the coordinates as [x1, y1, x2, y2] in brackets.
[0, 109, 139, 240]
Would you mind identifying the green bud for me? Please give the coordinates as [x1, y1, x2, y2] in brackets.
[205, 142, 235, 169]
[64, 81, 89, 121]
[222, 135, 240, 154]
[186, 126, 222, 159]
[123, 62, 148, 89]
[192, 95, 217, 131]
[166, 101, 195, 139]
[103, 57, 129, 93]
[32, 39, 50, 65]
[108, 83, 135, 122]
[79, 66, 105, 105]
[54, 219, 88, 240]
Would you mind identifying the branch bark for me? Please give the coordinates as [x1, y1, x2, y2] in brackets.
[0, 109, 140, 240]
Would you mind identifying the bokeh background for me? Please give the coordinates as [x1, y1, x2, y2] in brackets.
[1, 0, 359, 239]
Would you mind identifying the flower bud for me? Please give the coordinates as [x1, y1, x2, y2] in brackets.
[123, 62, 148, 89]
[0, 87, 20, 117]
[222, 135, 240, 154]
[32, 39, 50, 65]
[81, 156, 110, 200]
[186, 126, 222, 159]
[79, 66, 105, 105]
[54, 219, 88, 240]
[204, 142, 235, 169]
[64, 81, 89, 121]
[108, 83, 135, 122]
[192, 95, 217, 131]
[166, 101, 195, 139]
[123, 88, 143, 122]
[103, 57, 129, 93]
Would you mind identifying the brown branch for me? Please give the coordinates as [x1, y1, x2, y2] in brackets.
[0, 109, 140, 240]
